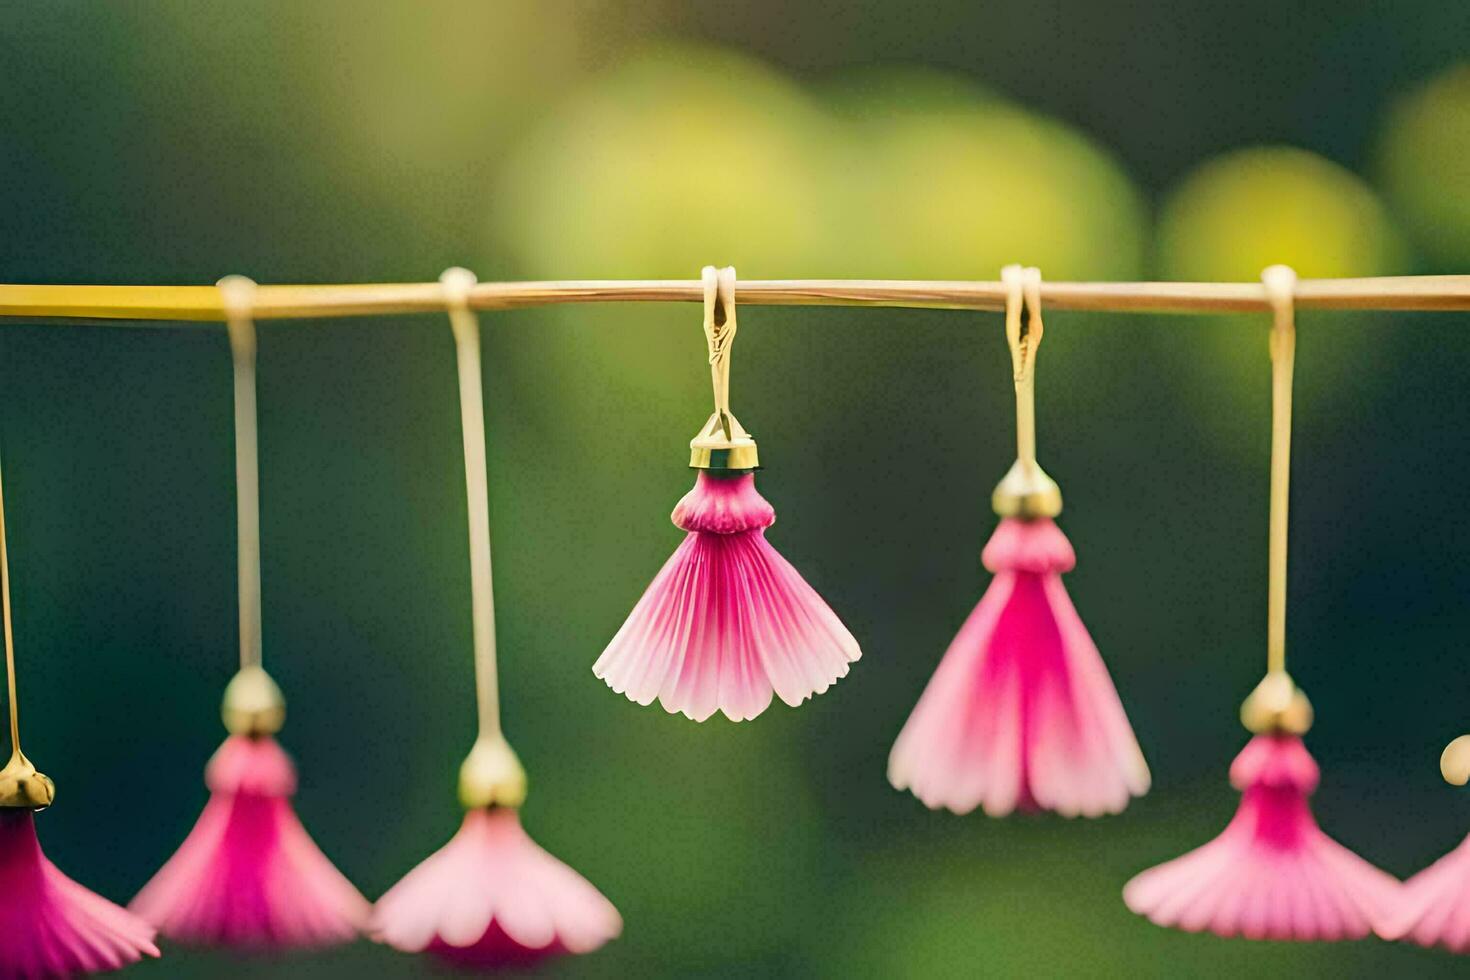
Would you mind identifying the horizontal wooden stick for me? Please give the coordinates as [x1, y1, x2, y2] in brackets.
[0, 275, 1467, 323]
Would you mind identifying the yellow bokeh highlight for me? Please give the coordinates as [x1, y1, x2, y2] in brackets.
[1159, 146, 1407, 281]
[825, 70, 1147, 279]
[496, 45, 836, 278]
[496, 53, 1149, 282]
[1155, 146, 1408, 457]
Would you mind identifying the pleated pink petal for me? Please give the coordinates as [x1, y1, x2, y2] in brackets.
[0, 809, 159, 978]
[1378, 831, 1470, 951]
[594, 472, 861, 722]
[1124, 734, 1400, 941]
[371, 807, 622, 968]
[888, 517, 1149, 817]
[130, 734, 369, 948]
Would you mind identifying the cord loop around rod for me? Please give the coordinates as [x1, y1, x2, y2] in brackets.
[1239, 263, 1314, 737]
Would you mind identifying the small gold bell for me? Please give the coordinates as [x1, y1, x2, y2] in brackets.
[1239, 670, 1313, 735]
[458, 733, 528, 810]
[221, 665, 286, 737]
[1440, 734, 1470, 786]
[0, 748, 54, 810]
[991, 458, 1063, 519]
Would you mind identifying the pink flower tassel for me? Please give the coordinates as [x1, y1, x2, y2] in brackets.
[1124, 734, 1399, 941]
[372, 807, 622, 967]
[0, 809, 159, 978]
[130, 734, 369, 948]
[594, 471, 861, 722]
[887, 516, 1149, 817]
[1377, 832, 1470, 951]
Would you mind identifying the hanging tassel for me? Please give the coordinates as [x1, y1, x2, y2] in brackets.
[131, 276, 368, 948]
[888, 516, 1148, 816]
[888, 266, 1148, 816]
[128, 725, 369, 947]
[0, 811, 161, 978]
[1125, 721, 1399, 940]
[594, 266, 861, 722]
[1375, 735, 1470, 951]
[0, 452, 160, 977]
[374, 800, 622, 967]
[372, 269, 621, 966]
[1124, 267, 1399, 940]
[1382, 837, 1470, 952]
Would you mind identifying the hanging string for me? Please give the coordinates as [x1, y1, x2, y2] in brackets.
[440, 268, 502, 744]
[703, 266, 737, 420]
[220, 276, 263, 673]
[1, 454, 21, 760]
[1263, 265, 1297, 677]
[993, 265, 1060, 519]
[0, 450, 53, 807]
[1002, 265, 1046, 466]
[688, 266, 758, 471]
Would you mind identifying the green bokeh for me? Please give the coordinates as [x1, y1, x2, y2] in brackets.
[1378, 63, 1470, 271]
[497, 44, 838, 279]
[1154, 147, 1410, 458]
[2, 4, 1469, 978]
[821, 68, 1148, 280]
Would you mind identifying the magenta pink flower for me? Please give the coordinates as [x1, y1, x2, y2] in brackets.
[0, 809, 159, 977]
[594, 471, 861, 722]
[1125, 734, 1399, 940]
[130, 734, 369, 948]
[1377, 831, 1470, 951]
[888, 516, 1148, 817]
[372, 807, 621, 967]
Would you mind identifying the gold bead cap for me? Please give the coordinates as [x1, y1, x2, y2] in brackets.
[689, 411, 759, 471]
[221, 665, 286, 737]
[458, 734, 528, 809]
[991, 459, 1062, 519]
[1240, 670, 1314, 736]
[0, 749, 54, 810]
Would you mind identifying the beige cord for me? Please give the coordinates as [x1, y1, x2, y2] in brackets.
[220, 275, 263, 673]
[441, 268, 527, 808]
[1002, 265, 1045, 466]
[0, 452, 54, 807]
[1262, 265, 1298, 676]
[441, 267, 501, 743]
[0, 454, 20, 757]
[702, 266, 739, 421]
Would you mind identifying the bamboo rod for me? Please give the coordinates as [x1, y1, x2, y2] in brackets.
[0, 275, 1468, 323]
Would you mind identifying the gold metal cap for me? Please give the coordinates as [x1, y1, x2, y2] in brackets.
[991, 458, 1062, 518]
[0, 748, 54, 810]
[689, 410, 759, 471]
[221, 665, 286, 737]
[458, 734, 528, 809]
[1240, 670, 1313, 735]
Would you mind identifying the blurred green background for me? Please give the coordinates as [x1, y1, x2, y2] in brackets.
[2, 1, 1470, 976]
